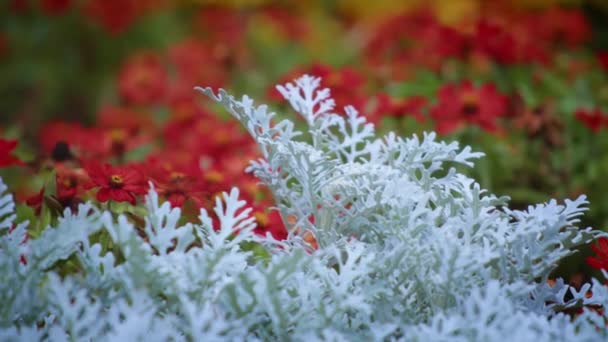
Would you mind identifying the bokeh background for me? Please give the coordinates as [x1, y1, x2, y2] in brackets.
[2, 0, 608, 283]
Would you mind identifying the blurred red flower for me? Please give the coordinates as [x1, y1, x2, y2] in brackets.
[258, 5, 309, 40]
[163, 113, 250, 164]
[25, 187, 45, 215]
[146, 158, 207, 209]
[587, 237, 608, 272]
[196, 5, 247, 48]
[97, 106, 155, 134]
[253, 207, 288, 240]
[0, 138, 23, 168]
[83, 0, 140, 35]
[575, 108, 608, 133]
[40, 0, 71, 15]
[118, 52, 168, 105]
[473, 20, 517, 64]
[365, 10, 466, 73]
[270, 63, 368, 112]
[193, 5, 250, 68]
[95, 107, 156, 160]
[56, 165, 89, 202]
[38, 122, 108, 159]
[156, 171, 206, 209]
[412, 22, 466, 69]
[597, 52, 608, 71]
[430, 81, 507, 134]
[10, 0, 28, 13]
[168, 39, 228, 90]
[84, 162, 147, 205]
[372, 93, 427, 123]
[539, 7, 590, 48]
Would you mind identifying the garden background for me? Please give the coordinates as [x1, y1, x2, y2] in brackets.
[2, 0, 608, 285]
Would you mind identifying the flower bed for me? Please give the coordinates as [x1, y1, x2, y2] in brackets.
[2, 0, 608, 339]
[1, 75, 608, 340]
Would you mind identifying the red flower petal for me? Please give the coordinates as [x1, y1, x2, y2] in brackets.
[96, 188, 112, 203]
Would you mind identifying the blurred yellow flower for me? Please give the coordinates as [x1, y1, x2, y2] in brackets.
[181, 0, 270, 8]
[514, 0, 582, 8]
[336, 0, 419, 22]
[432, 0, 479, 26]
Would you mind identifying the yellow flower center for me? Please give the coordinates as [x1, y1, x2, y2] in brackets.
[170, 172, 186, 181]
[110, 175, 124, 187]
[62, 177, 76, 188]
[133, 69, 152, 86]
[254, 212, 269, 227]
[109, 129, 127, 142]
[205, 170, 224, 183]
[461, 91, 478, 106]
[461, 91, 479, 115]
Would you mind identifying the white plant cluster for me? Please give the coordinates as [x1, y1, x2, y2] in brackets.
[1, 75, 608, 341]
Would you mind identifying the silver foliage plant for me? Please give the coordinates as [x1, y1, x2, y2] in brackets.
[2, 75, 608, 341]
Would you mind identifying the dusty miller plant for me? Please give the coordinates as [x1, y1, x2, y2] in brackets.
[1, 74, 608, 341]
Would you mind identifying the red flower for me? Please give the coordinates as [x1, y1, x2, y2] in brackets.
[587, 237, 608, 271]
[147, 162, 207, 209]
[40, 0, 71, 15]
[253, 207, 288, 240]
[56, 165, 89, 202]
[364, 10, 466, 73]
[94, 107, 156, 159]
[575, 108, 608, 133]
[270, 63, 368, 112]
[163, 112, 251, 164]
[0, 138, 23, 168]
[309, 64, 367, 111]
[196, 5, 247, 48]
[598, 51, 608, 71]
[168, 39, 228, 89]
[430, 81, 507, 134]
[257, 5, 308, 41]
[38, 122, 108, 159]
[97, 106, 155, 133]
[539, 7, 590, 48]
[10, 0, 29, 13]
[169, 39, 209, 79]
[473, 19, 517, 64]
[118, 52, 168, 105]
[159, 172, 206, 208]
[25, 187, 45, 215]
[82, 0, 144, 35]
[372, 93, 427, 123]
[192, 6, 250, 69]
[84, 162, 147, 205]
